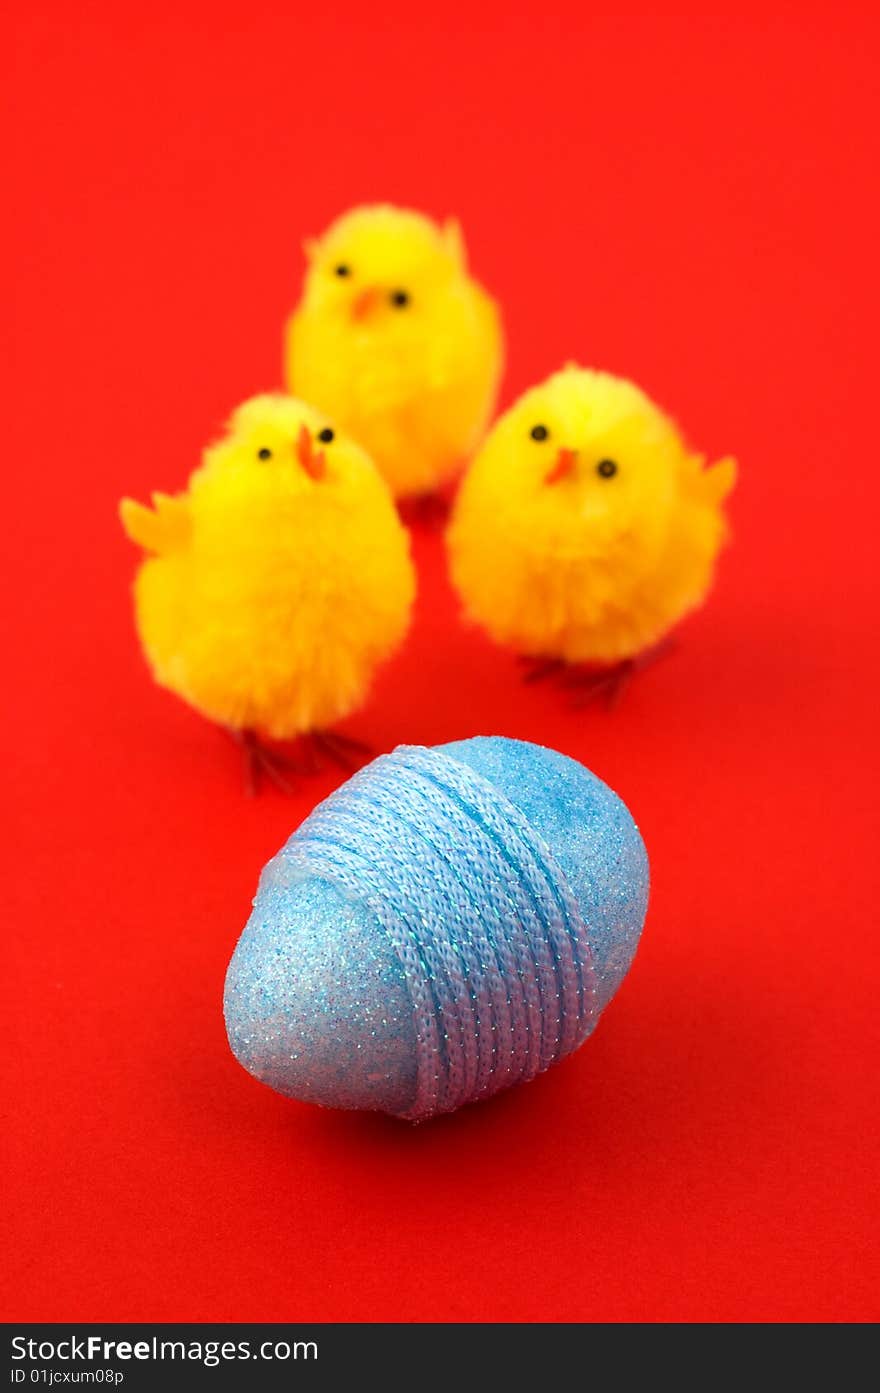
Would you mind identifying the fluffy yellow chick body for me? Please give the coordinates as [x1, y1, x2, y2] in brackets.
[120, 395, 415, 739]
[285, 204, 504, 499]
[448, 366, 736, 665]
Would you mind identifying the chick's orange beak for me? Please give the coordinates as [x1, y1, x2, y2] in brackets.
[545, 448, 578, 485]
[352, 286, 383, 321]
[296, 424, 325, 481]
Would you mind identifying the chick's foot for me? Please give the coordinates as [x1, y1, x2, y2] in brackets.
[518, 638, 676, 708]
[564, 662, 636, 709]
[230, 730, 299, 796]
[229, 728, 374, 793]
[518, 655, 566, 684]
[564, 638, 677, 709]
[308, 729, 373, 773]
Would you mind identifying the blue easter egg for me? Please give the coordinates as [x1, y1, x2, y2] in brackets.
[224, 737, 649, 1120]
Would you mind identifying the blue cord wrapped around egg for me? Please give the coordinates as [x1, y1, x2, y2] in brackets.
[224, 737, 649, 1120]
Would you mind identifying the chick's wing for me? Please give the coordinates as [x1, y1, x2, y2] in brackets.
[119, 492, 192, 555]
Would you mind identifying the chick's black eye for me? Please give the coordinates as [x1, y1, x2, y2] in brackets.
[257, 447, 272, 460]
[530, 424, 549, 442]
[317, 427, 334, 443]
[334, 264, 351, 277]
[391, 290, 410, 307]
[597, 459, 618, 478]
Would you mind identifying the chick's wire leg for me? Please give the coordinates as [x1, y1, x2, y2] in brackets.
[566, 636, 678, 709]
[309, 729, 373, 773]
[518, 655, 566, 684]
[229, 729, 296, 796]
[566, 662, 634, 710]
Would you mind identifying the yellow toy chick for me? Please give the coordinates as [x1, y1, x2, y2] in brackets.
[448, 365, 736, 699]
[284, 204, 504, 501]
[120, 395, 415, 789]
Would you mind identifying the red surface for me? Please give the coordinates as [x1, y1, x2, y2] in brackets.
[3, 0, 879, 1324]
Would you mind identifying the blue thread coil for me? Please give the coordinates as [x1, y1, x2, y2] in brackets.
[224, 737, 649, 1120]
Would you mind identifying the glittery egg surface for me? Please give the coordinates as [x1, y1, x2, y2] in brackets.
[224, 736, 649, 1121]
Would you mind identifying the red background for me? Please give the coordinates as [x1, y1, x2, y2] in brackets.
[3, 0, 878, 1323]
